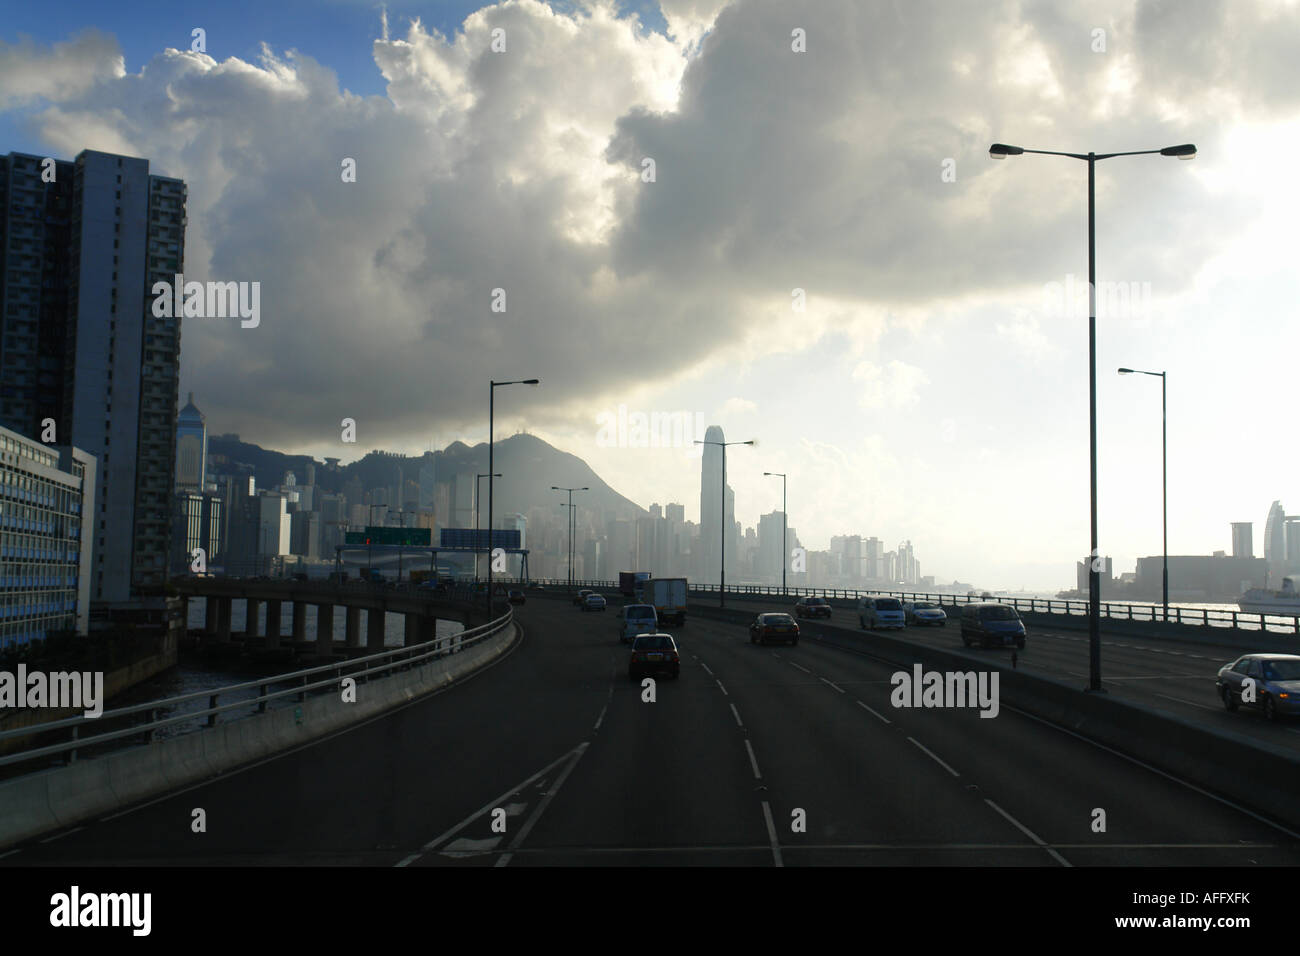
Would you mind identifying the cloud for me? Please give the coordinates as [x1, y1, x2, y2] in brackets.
[0, 29, 124, 109]
[850, 359, 930, 410]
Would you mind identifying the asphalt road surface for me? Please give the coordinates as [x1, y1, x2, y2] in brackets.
[6, 597, 1299, 866]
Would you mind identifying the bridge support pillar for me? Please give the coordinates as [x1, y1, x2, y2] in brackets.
[245, 598, 261, 641]
[404, 613, 434, 647]
[315, 604, 334, 657]
[217, 597, 232, 642]
[367, 608, 386, 650]
[265, 600, 282, 649]
[205, 596, 218, 638]
[292, 601, 307, 643]
[345, 606, 361, 647]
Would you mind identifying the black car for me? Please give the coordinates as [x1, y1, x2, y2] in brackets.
[749, 613, 800, 646]
[507, 589, 526, 605]
[794, 596, 832, 619]
[629, 633, 680, 681]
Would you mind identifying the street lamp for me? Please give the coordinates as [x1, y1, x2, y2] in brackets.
[488, 379, 539, 614]
[695, 437, 755, 607]
[474, 472, 502, 581]
[552, 485, 589, 590]
[990, 140, 1194, 692]
[763, 471, 787, 595]
[1118, 367, 1168, 622]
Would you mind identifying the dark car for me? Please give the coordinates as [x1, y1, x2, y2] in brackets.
[749, 612, 800, 646]
[794, 596, 832, 619]
[960, 603, 1025, 649]
[629, 633, 680, 681]
[573, 588, 594, 607]
[1216, 653, 1300, 721]
[507, 589, 525, 605]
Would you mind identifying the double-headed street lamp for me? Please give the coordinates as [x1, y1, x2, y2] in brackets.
[1118, 367, 1168, 622]
[695, 437, 754, 607]
[474, 472, 502, 581]
[552, 485, 588, 590]
[488, 378, 539, 613]
[763, 471, 787, 595]
[990, 140, 1194, 691]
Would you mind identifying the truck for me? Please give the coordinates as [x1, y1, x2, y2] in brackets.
[619, 571, 652, 600]
[643, 577, 687, 626]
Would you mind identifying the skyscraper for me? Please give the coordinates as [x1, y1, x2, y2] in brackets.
[1, 149, 187, 603]
[699, 425, 724, 582]
[1265, 501, 1286, 580]
[1231, 522, 1253, 559]
[174, 393, 207, 490]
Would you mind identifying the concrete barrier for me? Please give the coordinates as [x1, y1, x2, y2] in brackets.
[691, 603, 1300, 832]
[0, 623, 520, 850]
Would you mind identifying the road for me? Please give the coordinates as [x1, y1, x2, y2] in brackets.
[5, 596, 1299, 866]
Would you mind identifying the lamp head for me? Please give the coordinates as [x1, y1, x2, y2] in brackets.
[989, 143, 1024, 160]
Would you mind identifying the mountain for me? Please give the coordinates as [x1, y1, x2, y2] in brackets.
[206, 432, 647, 523]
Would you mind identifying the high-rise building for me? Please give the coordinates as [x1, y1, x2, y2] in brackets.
[418, 452, 436, 511]
[0, 425, 96, 646]
[665, 502, 685, 524]
[699, 425, 724, 583]
[1231, 522, 1254, 559]
[174, 393, 206, 491]
[758, 511, 786, 584]
[1, 149, 187, 603]
[1265, 501, 1286, 575]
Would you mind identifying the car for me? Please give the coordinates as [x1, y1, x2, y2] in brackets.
[794, 596, 833, 619]
[507, 589, 525, 605]
[858, 597, 905, 630]
[1216, 653, 1300, 721]
[749, 612, 799, 646]
[628, 633, 680, 681]
[960, 603, 1026, 649]
[618, 603, 659, 643]
[903, 601, 947, 626]
[573, 588, 594, 607]
[582, 593, 607, 612]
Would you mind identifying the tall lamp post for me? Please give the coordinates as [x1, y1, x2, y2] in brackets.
[990, 140, 1194, 691]
[488, 378, 539, 614]
[764, 471, 787, 595]
[1118, 367, 1168, 621]
[552, 485, 588, 590]
[474, 472, 501, 581]
[695, 437, 754, 607]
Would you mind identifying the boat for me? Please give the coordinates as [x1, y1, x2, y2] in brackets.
[1238, 575, 1300, 616]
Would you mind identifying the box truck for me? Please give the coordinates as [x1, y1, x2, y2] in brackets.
[643, 577, 687, 626]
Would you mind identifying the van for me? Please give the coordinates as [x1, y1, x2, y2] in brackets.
[960, 603, 1026, 649]
[618, 604, 659, 643]
[858, 596, 905, 630]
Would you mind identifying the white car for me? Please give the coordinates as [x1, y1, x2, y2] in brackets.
[903, 601, 947, 626]
[858, 596, 906, 630]
[617, 603, 658, 642]
[582, 593, 607, 612]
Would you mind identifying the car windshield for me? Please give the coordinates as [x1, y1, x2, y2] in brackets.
[633, 635, 673, 650]
[980, 606, 1019, 621]
[1262, 660, 1300, 681]
[875, 599, 902, 610]
[808, 598, 828, 605]
[914, 603, 939, 610]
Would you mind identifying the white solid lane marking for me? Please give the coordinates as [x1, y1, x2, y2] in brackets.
[984, 798, 1071, 867]
[396, 745, 579, 866]
[496, 742, 590, 867]
[761, 800, 784, 867]
[743, 739, 762, 779]
[0, 848, 22, 860]
[1155, 692, 1221, 713]
[820, 677, 846, 694]
[730, 703, 744, 728]
[856, 700, 891, 724]
[906, 737, 960, 777]
[38, 826, 84, 844]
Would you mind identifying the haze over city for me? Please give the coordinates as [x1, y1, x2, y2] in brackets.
[3, 0, 1297, 591]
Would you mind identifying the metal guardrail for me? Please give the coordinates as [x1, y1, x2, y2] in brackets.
[0, 608, 514, 771]
[532, 579, 1300, 634]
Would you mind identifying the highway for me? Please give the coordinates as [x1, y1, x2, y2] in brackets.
[5, 595, 1300, 867]
[716, 593, 1300, 757]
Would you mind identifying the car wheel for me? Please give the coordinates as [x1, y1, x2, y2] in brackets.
[671, 669, 680, 680]
[1264, 695, 1279, 722]
[1222, 685, 1239, 712]
[790, 638, 798, 646]
[1016, 640, 1025, 650]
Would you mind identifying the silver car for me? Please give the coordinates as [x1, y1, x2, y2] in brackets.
[858, 596, 905, 630]
[903, 601, 947, 626]
[1216, 653, 1300, 721]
